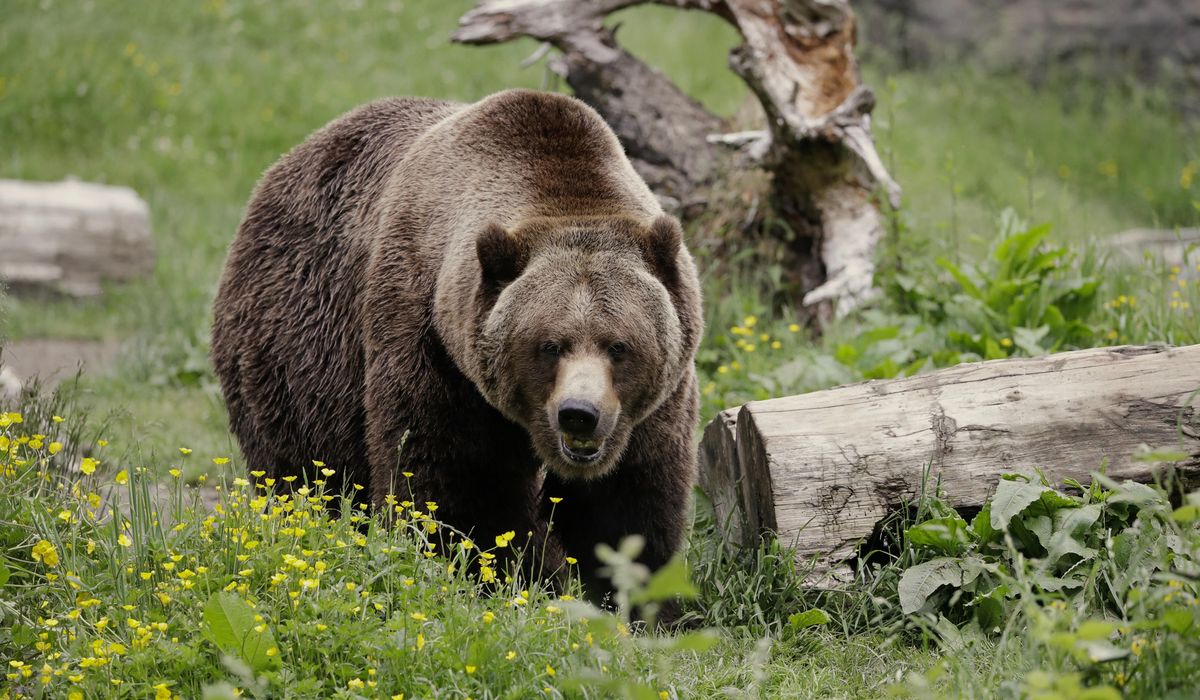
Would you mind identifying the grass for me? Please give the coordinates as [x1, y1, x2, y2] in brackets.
[2, 1, 1199, 698]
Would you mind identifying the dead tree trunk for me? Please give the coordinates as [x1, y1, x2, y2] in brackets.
[698, 344, 1200, 584]
[453, 0, 899, 317]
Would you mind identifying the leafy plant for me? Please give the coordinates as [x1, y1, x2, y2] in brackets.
[893, 460, 1200, 698]
[890, 208, 1105, 359]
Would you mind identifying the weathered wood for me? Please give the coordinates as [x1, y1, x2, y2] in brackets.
[0, 179, 154, 297]
[453, 0, 899, 316]
[698, 345, 1200, 584]
[1109, 228, 1200, 277]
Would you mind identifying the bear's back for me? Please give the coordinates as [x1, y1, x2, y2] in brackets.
[212, 96, 463, 489]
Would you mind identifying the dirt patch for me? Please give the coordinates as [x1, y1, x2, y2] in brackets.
[0, 338, 121, 387]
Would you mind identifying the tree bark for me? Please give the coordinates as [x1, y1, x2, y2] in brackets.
[698, 344, 1200, 584]
[0, 179, 154, 298]
[454, 0, 899, 317]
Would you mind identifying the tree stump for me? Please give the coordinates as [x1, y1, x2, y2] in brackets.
[453, 0, 900, 317]
[698, 344, 1200, 584]
[0, 179, 154, 298]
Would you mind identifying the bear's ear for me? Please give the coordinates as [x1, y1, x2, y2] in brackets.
[640, 215, 682, 285]
[476, 223, 527, 290]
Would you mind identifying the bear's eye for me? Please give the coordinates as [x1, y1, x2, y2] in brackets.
[539, 341, 562, 358]
[607, 341, 628, 361]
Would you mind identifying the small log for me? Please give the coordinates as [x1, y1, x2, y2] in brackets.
[698, 344, 1200, 584]
[0, 179, 154, 297]
[1109, 228, 1200, 277]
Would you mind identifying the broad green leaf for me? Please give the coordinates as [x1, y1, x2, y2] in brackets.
[788, 609, 831, 630]
[990, 479, 1047, 531]
[1172, 504, 1200, 523]
[1012, 325, 1050, 356]
[1054, 503, 1101, 536]
[1031, 572, 1085, 592]
[907, 516, 972, 554]
[1025, 515, 1053, 549]
[971, 586, 1008, 632]
[202, 592, 279, 672]
[1037, 489, 1080, 512]
[936, 257, 983, 300]
[630, 557, 697, 605]
[899, 557, 981, 614]
[971, 503, 998, 543]
[1076, 620, 1115, 641]
[1133, 450, 1189, 463]
[1107, 481, 1163, 507]
[0, 559, 9, 588]
[1162, 607, 1194, 634]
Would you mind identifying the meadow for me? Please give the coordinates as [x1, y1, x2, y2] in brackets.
[2, 1, 1199, 697]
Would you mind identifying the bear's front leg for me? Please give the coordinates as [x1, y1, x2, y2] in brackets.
[542, 373, 698, 603]
[364, 341, 562, 582]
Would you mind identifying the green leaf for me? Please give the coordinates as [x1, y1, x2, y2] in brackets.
[0, 559, 9, 589]
[1162, 608, 1194, 634]
[971, 585, 1008, 631]
[1032, 572, 1085, 592]
[1133, 450, 1189, 463]
[202, 592, 279, 672]
[788, 609, 831, 630]
[1172, 504, 1200, 523]
[671, 630, 721, 652]
[1012, 325, 1050, 356]
[1076, 620, 1115, 641]
[1106, 481, 1163, 507]
[630, 557, 697, 605]
[936, 257, 983, 299]
[1054, 503, 1101, 536]
[1037, 489, 1080, 513]
[899, 557, 981, 614]
[990, 479, 1047, 531]
[971, 503, 998, 543]
[907, 516, 972, 554]
[1025, 515, 1053, 549]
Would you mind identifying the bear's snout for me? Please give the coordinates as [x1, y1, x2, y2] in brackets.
[558, 399, 599, 437]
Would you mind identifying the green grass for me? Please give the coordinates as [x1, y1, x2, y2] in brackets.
[2, 1, 1200, 697]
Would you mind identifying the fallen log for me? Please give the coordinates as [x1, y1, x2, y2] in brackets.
[698, 344, 1200, 584]
[0, 179, 154, 297]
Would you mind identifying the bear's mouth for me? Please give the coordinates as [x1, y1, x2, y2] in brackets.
[560, 433, 603, 463]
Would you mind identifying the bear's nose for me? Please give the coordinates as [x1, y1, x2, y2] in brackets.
[558, 399, 599, 437]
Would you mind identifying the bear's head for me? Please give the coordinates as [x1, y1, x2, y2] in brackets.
[471, 215, 699, 480]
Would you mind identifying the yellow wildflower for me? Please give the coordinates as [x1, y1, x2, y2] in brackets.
[31, 540, 59, 567]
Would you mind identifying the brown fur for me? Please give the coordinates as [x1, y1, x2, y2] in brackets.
[212, 89, 703, 594]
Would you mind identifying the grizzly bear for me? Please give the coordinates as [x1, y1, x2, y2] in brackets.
[211, 89, 703, 592]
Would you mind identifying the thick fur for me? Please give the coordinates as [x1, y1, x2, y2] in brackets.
[212, 89, 703, 592]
